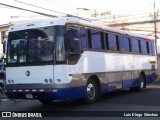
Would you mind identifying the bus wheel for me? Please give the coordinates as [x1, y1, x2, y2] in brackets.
[39, 99, 53, 104]
[130, 73, 145, 91]
[84, 79, 98, 104]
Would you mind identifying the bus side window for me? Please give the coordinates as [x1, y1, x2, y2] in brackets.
[67, 28, 80, 53]
[151, 42, 155, 55]
[108, 33, 117, 51]
[91, 29, 102, 49]
[140, 40, 147, 54]
[130, 38, 140, 53]
[80, 27, 88, 50]
[149, 42, 152, 55]
[119, 35, 130, 52]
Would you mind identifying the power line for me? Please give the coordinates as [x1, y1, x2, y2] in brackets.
[109, 19, 160, 26]
[0, 2, 93, 22]
[126, 29, 154, 32]
[13, 0, 92, 20]
[0, 2, 57, 18]
[13, 0, 157, 21]
[14, 0, 67, 16]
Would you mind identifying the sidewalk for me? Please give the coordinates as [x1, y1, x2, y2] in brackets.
[153, 79, 160, 84]
[147, 79, 160, 88]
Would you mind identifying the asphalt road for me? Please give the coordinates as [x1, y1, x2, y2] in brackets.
[1, 81, 160, 120]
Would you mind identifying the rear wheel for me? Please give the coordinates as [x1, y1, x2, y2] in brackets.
[39, 99, 53, 104]
[84, 79, 99, 104]
[130, 73, 145, 91]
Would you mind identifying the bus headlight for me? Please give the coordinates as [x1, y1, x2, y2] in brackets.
[8, 80, 11, 83]
[11, 79, 14, 83]
[49, 79, 53, 83]
[44, 79, 48, 83]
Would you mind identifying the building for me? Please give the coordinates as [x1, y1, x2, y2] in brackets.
[0, 23, 12, 58]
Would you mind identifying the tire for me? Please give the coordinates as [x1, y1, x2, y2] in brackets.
[84, 79, 98, 104]
[39, 99, 53, 104]
[130, 73, 145, 91]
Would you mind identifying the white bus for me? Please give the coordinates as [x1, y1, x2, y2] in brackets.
[5, 17, 157, 104]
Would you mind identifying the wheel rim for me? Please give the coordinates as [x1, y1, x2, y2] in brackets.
[87, 83, 96, 100]
[140, 75, 144, 89]
[140, 80, 144, 88]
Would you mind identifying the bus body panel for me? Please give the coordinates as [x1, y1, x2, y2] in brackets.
[6, 51, 157, 100]
[6, 65, 54, 84]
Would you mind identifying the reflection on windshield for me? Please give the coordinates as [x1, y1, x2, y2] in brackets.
[7, 27, 54, 64]
[29, 39, 53, 62]
[28, 29, 53, 62]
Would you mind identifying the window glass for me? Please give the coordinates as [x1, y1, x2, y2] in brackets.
[140, 40, 147, 54]
[149, 42, 152, 54]
[8, 39, 27, 63]
[55, 26, 65, 61]
[130, 38, 140, 53]
[119, 36, 130, 52]
[91, 30, 102, 49]
[108, 33, 117, 50]
[151, 42, 155, 55]
[66, 27, 80, 52]
[28, 28, 54, 62]
[80, 27, 87, 49]
[8, 27, 54, 63]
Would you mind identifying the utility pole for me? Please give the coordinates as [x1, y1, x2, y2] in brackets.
[153, 2, 158, 53]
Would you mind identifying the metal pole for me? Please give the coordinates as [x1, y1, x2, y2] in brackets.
[153, 2, 158, 54]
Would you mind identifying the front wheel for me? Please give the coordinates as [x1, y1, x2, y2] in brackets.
[84, 79, 98, 104]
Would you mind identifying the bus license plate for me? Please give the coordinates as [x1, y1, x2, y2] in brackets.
[26, 94, 33, 98]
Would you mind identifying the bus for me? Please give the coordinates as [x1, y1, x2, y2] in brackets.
[5, 17, 157, 104]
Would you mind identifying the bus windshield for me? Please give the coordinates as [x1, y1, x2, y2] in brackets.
[7, 26, 54, 64]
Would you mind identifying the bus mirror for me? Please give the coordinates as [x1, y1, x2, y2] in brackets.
[3, 37, 7, 54]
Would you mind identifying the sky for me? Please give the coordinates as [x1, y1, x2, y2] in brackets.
[0, 0, 159, 24]
[1, 0, 160, 48]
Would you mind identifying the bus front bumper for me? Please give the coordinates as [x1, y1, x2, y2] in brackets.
[5, 84, 86, 100]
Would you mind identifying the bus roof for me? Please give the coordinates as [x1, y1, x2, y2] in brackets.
[9, 17, 154, 41]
